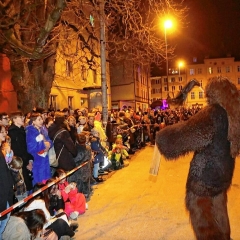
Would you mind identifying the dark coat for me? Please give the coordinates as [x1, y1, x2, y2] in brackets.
[156, 104, 234, 197]
[0, 151, 14, 220]
[48, 124, 77, 171]
[8, 124, 33, 191]
[90, 137, 105, 164]
[68, 144, 92, 195]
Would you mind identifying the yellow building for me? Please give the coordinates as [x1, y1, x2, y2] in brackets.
[151, 56, 240, 108]
[50, 0, 110, 111]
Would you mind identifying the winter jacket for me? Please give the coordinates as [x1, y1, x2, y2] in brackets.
[2, 216, 34, 240]
[25, 125, 51, 185]
[90, 137, 105, 164]
[0, 151, 14, 221]
[48, 124, 77, 171]
[8, 124, 33, 191]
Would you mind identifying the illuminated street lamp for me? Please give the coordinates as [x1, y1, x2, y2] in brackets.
[164, 19, 173, 96]
[178, 60, 184, 77]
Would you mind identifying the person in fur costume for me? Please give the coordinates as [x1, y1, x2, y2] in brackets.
[155, 76, 240, 240]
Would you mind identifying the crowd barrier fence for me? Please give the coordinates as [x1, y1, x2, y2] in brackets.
[0, 161, 89, 218]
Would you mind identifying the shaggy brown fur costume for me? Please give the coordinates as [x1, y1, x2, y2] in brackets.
[155, 76, 240, 240]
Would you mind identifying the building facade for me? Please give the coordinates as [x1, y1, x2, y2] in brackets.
[50, 0, 111, 112]
[110, 59, 151, 112]
[151, 56, 240, 108]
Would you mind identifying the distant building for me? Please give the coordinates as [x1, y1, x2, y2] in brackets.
[150, 56, 240, 108]
[110, 58, 151, 112]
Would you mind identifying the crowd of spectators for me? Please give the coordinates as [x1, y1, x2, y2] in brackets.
[0, 105, 201, 239]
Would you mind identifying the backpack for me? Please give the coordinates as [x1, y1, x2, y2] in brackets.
[48, 129, 66, 167]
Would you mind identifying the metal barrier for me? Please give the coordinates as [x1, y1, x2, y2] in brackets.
[0, 161, 89, 217]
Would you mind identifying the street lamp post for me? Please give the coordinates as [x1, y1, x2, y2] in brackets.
[164, 20, 173, 97]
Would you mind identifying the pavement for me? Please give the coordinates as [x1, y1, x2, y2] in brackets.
[74, 145, 240, 240]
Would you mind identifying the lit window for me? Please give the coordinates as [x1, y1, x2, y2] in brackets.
[191, 92, 195, 99]
[199, 92, 203, 99]
[189, 69, 195, 75]
[208, 67, 213, 74]
[80, 98, 87, 106]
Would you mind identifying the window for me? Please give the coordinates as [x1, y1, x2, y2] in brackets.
[178, 77, 182, 82]
[170, 77, 175, 83]
[208, 67, 213, 74]
[49, 95, 57, 111]
[92, 69, 97, 84]
[237, 66, 240, 72]
[189, 69, 195, 75]
[164, 86, 168, 92]
[164, 77, 168, 83]
[238, 78, 240, 84]
[68, 96, 74, 109]
[66, 60, 73, 77]
[217, 67, 221, 73]
[172, 86, 175, 91]
[226, 66, 230, 73]
[81, 65, 87, 81]
[199, 92, 204, 99]
[191, 92, 195, 99]
[80, 98, 87, 106]
[197, 68, 202, 74]
[179, 85, 183, 91]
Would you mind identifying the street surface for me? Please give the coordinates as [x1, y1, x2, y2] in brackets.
[74, 145, 240, 240]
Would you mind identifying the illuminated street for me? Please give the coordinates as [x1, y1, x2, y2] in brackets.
[74, 146, 240, 240]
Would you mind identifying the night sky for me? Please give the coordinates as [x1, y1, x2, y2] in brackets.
[152, 0, 240, 75]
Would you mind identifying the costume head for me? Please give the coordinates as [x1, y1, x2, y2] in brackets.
[205, 76, 240, 157]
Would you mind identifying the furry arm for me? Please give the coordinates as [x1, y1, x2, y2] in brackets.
[155, 106, 215, 159]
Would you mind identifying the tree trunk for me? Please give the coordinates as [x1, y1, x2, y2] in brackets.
[10, 54, 56, 113]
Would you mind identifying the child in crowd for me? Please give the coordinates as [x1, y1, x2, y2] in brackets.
[76, 115, 87, 134]
[111, 135, 130, 160]
[90, 128, 107, 182]
[54, 169, 87, 220]
[110, 145, 124, 170]
[9, 156, 28, 202]
[46, 179, 65, 217]
[1, 136, 14, 164]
